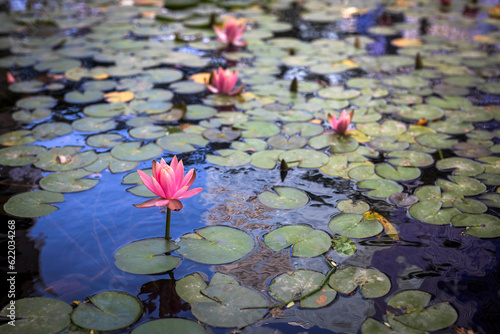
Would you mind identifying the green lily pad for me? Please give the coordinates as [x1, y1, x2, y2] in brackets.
[9, 80, 45, 93]
[85, 152, 138, 174]
[479, 193, 500, 208]
[86, 134, 124, 148]
[436, 157, 485, 176]
[131, 101, 173, 115]
[477, 173, 500, 186]
[12, 108, 51, 122]
[250, 150, 284, 169]
[232, 138, 267, 152]
[328, 266, 391, 298]
[72, 117, 117, 132]
[269, 270, 337, 308]
[428, 120, 474, 135]
[33, 122, 73, 141]
[282, 122, 324, 137]
[203, 127, 242, 143]
[111, 142, 162, 161]
[0, 130, 35, 146]
[337, 200, 370, 214]
[144, 68, 183, 84]
[279, 149, 329, 168]
[416, 133, 458, 149]
[451, 213, 500, 238]
[453, 198, 488, 214]
[329, 213, 383, 238]
[348, 165, 381, 181]
[331, 235, 357, 257]
[375, 163, 421, 181]
[114, 238, 181, 274]
[0, 145, 46, 166]
[131, 319, 206, 334]
[387, 150, 434, 167]
[478, 82, 500, 94]
[393, 301, 458, 332]
[185, 105, 217, 120]
[34, 146, 98, 171]
[258, 186, 309, 210]
[357, 179, 404, 198]
[437, 176, 486, 196]
[170, 80, 206, 94]
[176, 225, 255, 265]
[267, 135, 307, 149]
[35, 59, 81, 73]
[40, 169, 99, 193]
[157, 133, 208, 153]
[357, 120, 407, 137]
[83, 103, 129, 117]
[369, 136, 409, 152]
[129, 125, 166, 140]
[71, 291, 143, 331]
[453, 142, 491, 158]
[16, 95, 57, 110]
[4, 190, 64, 218]
[383, 75, 429, 89]
[409, 201, 461, 225]
[122, 169, 155, 197]
[206, 149, 251, 167]
[64, 90, 104, 104]
[426, 95, 472, 109]
[264, 225, 330, 257]
[236, 121, 280, 138]
[0, 298, 72, 334]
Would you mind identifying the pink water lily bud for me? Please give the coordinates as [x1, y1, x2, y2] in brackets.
[205, 67, 244, 96]
[328, 109, 354, 135]
[134, 156, 203, 211]
[214, 17, 246, 46]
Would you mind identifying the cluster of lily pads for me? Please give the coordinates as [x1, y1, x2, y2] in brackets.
[1, 0, 500, 332]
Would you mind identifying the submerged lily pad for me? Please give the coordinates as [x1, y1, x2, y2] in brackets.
[329, 213, 383, 238]
[264, 225, 330, 257]
[71, 291, 142, 331]
[4, 190, 64, 218]
[177, 226, 254, 264]
[269, 270, 337, 308]
[332, 235, 357, 257]
[0, 298, 72, 334]
[328, 266, 390, 298]
[114, 238, 181, 274]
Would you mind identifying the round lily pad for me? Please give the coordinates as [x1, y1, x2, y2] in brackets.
[185, 105, 217, 120]
[282, 122, 324, 137]
[4, 190, 64, 218]
[157, 133, 209, 153]
[258, 187, 309, 210]
[33, 122, 73, 141]
[71, 291, 143, 331]
[387, 150, 434, 167]
[9, 80, 45, 93]
[392, 301, 458, 331]
[453, 198, 488, 214]
[337, 200, 370, 214]
[40, 169, 99, 193]
[0, 145, 46, 166]
[12, 108, 51, 122]
[437, 175, 486, 196]
[409, 201, 460, 225]
[237, 121, 280, 138]
[72, 117, 116, 132]
[170, 81, 206, 94]
[206, 149, 251, 167]
[232, 138, 267, 152]
[250, 150, 284, 169]
[177, 226, 254, 264]
[375, 163, 421, 181]
[34, 146, 98, 171]
[203, 127, 241, 143]
[267, 135, 307, 150]
[369, 136, 409, 152]
[416, 133, 458, 149]
[83, 103, 129, 117]
[329, 213, 383, 238]
[87, 134, 124, 148]
[451, 213, 500, 238]
[328, 266, 391, 298]
[64, 90, 104, 104]
[131, 319, 206, 334]
[0, 298, 72, 334]
[264, 225, 330, 257]
[16, 95, 57, 110]
[279, 149, 329, 168]
[130, 125, 166, 140]
[357, 179, 404, 198]
[111, 142, 162, 161]
[269, 270, 337, 308]
[114, 238, 182, 274]
[436, 157, 485, 176]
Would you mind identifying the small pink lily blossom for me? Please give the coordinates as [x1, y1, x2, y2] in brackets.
[205, 67, 244, 96]
[134, 156, 203, 211]
[214, 18, 246, 46]
[328, 109, 354, 135]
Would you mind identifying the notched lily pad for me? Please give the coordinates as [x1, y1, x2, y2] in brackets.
[328, 266, 391, 298]
[329, 213, 383, 238]
[35, 146, 97, 171]
[0, 145, 46, 166]
[4, 190, 64, 218]
[258, 187, 309, 210]
[40, 169, 99, 193]
[264, 225, 330, 257]
[111, 142, 162, 162]
[451, 213, 500, 238]
[114, 238, 181, 274]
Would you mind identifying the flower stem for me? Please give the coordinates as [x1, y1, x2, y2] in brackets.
[165, 208, 171, 240]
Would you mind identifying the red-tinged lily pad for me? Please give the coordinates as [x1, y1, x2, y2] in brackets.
[177, 226, 254, 265]
[264, 225, 330, 257]
[4, 190, 65, 218]
[114, 238, 181, 274]
[269, 270, 337, 308]
[71, 291, 143, 331]
[328, 266, 391, 298]
[453, 142, 491, 158]
[329, 213, 383, 238]
[0, 298, 72, 334]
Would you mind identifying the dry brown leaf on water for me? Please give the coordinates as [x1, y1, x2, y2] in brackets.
[104, 91, 134, 103]
[363, 211, 400, 240]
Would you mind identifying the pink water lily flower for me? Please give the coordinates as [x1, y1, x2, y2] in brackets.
[205, 67, 244, 96]
[328, 109, 354, 135]
[134, 156, 203, 211]
[214, 18, 246, 46]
